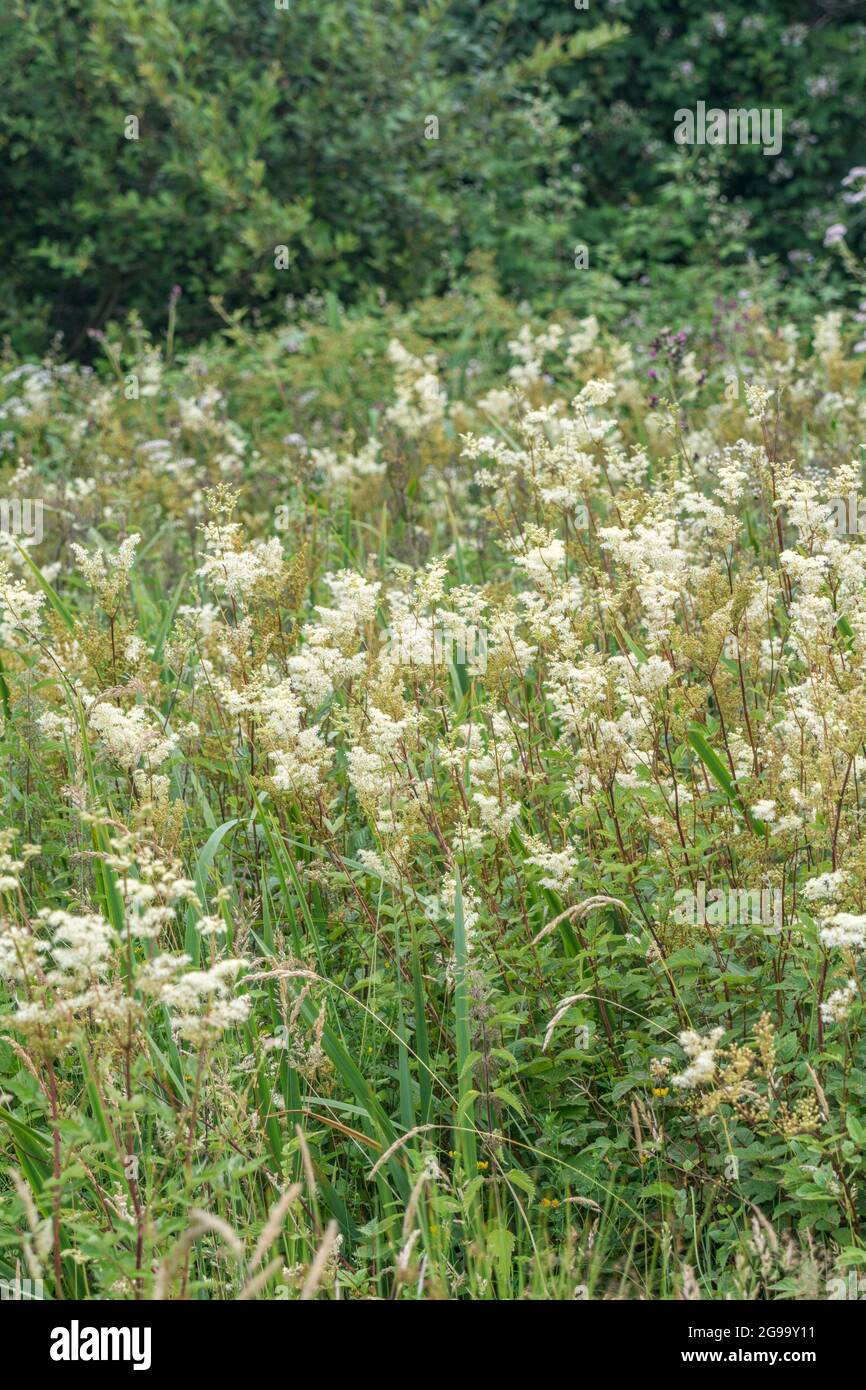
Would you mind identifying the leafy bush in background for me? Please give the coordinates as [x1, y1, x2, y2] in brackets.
[497, 0, 866, 289]
[1, 0, 621, 354]
[1, 1, 863, 354]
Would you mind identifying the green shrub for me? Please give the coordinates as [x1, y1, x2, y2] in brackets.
[3, 1, 863, 355]
[497, 1, 866, 290]
[0, 0, 623, 355]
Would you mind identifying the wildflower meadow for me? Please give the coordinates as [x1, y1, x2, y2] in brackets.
[2, 1, 866, 1339]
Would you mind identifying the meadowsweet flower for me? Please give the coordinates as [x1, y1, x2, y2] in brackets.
[385, 341, 448, 433]
[564, 315, 599, 366]
[507, 323, 564, 387]
[820, 979, 858, 1024]
[802, 871, 847, 903]
[142, 956, 250, 1045]
[524, 842, 579, 894]
[315, 437, 385, 488]
[819, 914, 866, 951]
[575, 378, 616, 409]
[71, 534, 141, 606]
[39, 908, 115, 981]
[473, 790, 521, 841]
[476, 387, 514, 420]
[0, 561, 45, 643]
[0, 829, 39, 892]
[744, 383, 774, 421]
[672, 1028, 725, 1088]
[813, 311, 844, 362]
[88, 701, 176, 774]
[196, 522, 284, 602]
[511, 532, 565, 592]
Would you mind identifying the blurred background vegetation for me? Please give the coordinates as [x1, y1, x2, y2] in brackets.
[1, 0, 864, 356]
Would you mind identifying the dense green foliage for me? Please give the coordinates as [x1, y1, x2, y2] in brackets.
[0, 0, 598, 352]
[4, 0, 866, 1307]
[3, 279, 866, 1298]
[2, 1, 864, 355]
[497, 1, 866, 284]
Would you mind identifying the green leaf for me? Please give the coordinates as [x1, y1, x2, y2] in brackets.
[688, 726, 765, 835]
[14, 541, 74, 631]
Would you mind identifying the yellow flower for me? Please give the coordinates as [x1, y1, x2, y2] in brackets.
[476, 1160, 489, 1171]
[652, 1086, 669, 1097]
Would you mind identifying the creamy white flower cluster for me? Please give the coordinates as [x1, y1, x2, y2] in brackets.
[671, 1028, 725, 1089]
